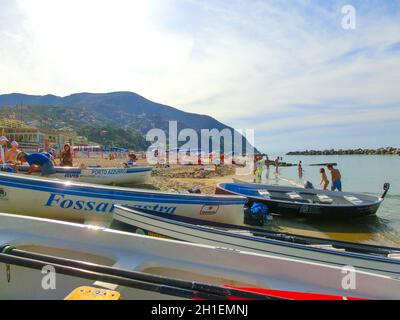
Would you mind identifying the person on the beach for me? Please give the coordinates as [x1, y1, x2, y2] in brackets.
[264, 155, 270, 180]
[320, 168, 329, 190]
[16, 151, 56, 176]
[40, 139, 57, 158]
[0, 136, 9, 165]
[124, 153, 137, 167]
[6, 141, 19, 163]
[298, 161, 303, 178]
[275, 157, 280, 173]
[253, 155, 262, 183]
[259, 156, 267, 183]
[327, 164, 342, 191]
[59, 143, 73, 167]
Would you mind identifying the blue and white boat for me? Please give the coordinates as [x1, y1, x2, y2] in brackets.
[113, 205, 400, 278]
[16, 165, 153, 185]
[3, 213, 399, 299]
[0, 172, 246, 226]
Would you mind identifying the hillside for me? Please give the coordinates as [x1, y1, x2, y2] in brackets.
[0, 91, 257, 152]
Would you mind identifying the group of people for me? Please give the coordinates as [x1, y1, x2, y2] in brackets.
[299, 161, 342, 191]
[0, 137, 74, 177]
[254, 154, 342, 192]
[320, 164, 342, 191]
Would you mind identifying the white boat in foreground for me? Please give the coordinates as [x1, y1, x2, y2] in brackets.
[0, 172, 246, 225]
[113, 205, 400, 278]
[1, 213, 399, 299]
[16, 165, 152, 185]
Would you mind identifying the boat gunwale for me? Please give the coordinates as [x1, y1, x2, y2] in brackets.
[113, 205, 400, 269]
[217, 182, 383, 208]
[0, 172, 246, 204]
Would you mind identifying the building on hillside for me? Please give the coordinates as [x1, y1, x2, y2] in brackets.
[0, 117, 77, 152]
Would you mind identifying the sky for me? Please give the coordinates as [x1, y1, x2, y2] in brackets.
[0, 0, 399, 153]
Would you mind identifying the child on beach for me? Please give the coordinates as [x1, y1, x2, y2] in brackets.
[320, 168, 329, 190]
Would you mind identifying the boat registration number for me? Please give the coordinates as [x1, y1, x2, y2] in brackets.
[86, 169, 127, 176]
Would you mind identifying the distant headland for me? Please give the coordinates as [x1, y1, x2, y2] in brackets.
[286, 147, 400, 156]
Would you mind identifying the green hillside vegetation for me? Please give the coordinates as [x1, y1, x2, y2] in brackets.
[78, 125, 150, 150]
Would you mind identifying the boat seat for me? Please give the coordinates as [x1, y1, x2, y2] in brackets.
[317, 194, 333, 204]
[344, 196, 363, 205]
[257, 189, 271, 198]
[388, 253, 400, 260]
[286, 192, 303, 200]
[308, 244, 346, 252]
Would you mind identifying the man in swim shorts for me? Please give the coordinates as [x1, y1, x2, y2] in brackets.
[327, 164, 342, 191]
[16, 151, 56, 176]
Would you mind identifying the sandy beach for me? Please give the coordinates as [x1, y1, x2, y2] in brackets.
[73, 155, 333, 239]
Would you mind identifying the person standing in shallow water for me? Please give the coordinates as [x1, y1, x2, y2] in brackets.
[320, 168, 329, 190]
[327, 164, 342, 191]
[274, 157, 279, 174]
[298, 161, 303, 178]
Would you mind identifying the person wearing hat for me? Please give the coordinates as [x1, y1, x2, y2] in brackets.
[0, 136, 9, 165]
[16, 151, 56, 176]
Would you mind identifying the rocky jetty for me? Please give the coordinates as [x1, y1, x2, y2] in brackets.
[286, 147, 400, 156]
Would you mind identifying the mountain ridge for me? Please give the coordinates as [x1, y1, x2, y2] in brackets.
[0, 91, 258, 153]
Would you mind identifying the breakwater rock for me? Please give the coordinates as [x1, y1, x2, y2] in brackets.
[286, 147, 400, 156]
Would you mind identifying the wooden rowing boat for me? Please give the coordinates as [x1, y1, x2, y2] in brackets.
[16, 165, 152, 185]
[0, 172, 246, 225]
[1, 213, 396, 299]
[215, 181, 389, 218]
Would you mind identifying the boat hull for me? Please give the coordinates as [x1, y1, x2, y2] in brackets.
[0, 172, 246, 225]
[216, 182, 383, 218]
[16, 165, 152, 185]
[113, 206, 400, 278]
[1, 213, 400, 299]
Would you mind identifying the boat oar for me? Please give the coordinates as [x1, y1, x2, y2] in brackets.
[0, 246, 280, 300]
[0, 252, 225, 300]
[308, 163, 338, 166]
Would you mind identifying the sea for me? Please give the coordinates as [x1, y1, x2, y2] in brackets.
[261, 154, 400, 247]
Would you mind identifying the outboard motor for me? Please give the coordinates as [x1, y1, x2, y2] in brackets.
[244, 202, 271, 226]
[381, 183, 390, 199]
[304, 181, 314, 189]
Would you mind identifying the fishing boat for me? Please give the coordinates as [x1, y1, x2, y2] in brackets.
[16, 165, 152, 185]
[112, 205, 400, 278]
[0, 172, 245, 225]
[215, 181, 389, 218]
[0, 213, 397, 299]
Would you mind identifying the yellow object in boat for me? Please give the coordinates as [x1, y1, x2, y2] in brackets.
[64, 286, 121, 300]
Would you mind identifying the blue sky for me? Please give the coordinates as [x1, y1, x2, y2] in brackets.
[0, 0, 399, 152]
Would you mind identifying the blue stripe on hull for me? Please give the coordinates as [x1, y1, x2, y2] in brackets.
[17, 166, 152, 175]
[0, 175, 245, 205]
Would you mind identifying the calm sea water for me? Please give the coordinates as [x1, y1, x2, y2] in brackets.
[264, 155, 400, 246]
